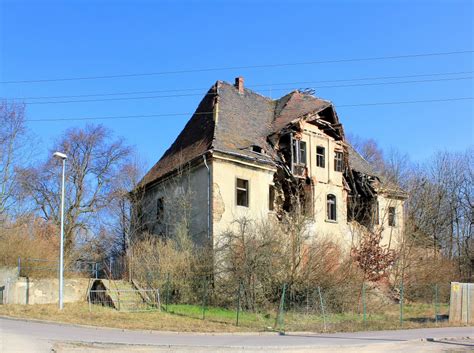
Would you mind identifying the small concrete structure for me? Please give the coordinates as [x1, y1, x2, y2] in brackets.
[449, 282, 474, 324]
[0, 267, 90, 305]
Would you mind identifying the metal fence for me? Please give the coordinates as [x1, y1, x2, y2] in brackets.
[88, 288, 161, 312]
[17, 256, 127, 279]
[15, 256, 456, 332]
[108, 273, 452, 332]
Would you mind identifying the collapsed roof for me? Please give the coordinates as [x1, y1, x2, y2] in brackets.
[141, 78, 379, 187]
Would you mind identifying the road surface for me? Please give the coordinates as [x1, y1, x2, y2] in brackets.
[0, 316, 472, 352]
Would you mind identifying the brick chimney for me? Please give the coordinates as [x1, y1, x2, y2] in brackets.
[234, 76, 244, 94]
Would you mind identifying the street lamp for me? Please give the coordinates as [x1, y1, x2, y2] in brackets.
[53, 151, 67, 310]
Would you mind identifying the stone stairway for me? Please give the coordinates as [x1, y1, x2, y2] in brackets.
[90, 279, 149, 311]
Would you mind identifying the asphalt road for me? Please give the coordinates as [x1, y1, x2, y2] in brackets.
[0, 316, 473, 352]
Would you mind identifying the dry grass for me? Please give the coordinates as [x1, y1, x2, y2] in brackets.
[0, 301, 458, 334]
[0, 302, 248, 332]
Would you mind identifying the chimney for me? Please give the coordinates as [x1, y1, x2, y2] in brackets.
[234, 76, 244, 94]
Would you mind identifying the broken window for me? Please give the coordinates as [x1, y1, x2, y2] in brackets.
[292, 139, 307, 165]
[388, 206, 396, 226]
[250, 145, 264, 154]
[291, 138, 307, 176]
[236, 178, 249, 207]
[316, 146, 325, 168]
[156, 197, 164, 223]
[327, 194, 337, 221]
[269, 185, 275, 211]
[374, 200, 380, 225]
[334, 151, 344, 172]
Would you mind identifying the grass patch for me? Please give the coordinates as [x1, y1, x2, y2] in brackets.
[0, 301, 455, 333]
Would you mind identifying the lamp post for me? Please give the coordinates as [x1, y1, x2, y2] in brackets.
[53, 151, 67, 310]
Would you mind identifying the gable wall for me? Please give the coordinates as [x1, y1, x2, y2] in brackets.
[211, 155, 276, 247]
[139, 163, 210, 245]
[299, 123, 352, 247]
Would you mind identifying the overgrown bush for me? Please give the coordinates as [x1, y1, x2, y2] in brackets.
[0, 217, 59, 264]
[0, 216, 60, 276]
[214, 216, 366, 313]
[129, 227, 212, 304]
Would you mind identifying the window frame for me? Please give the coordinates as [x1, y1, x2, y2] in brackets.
[388, 206, 396, 227]
[334, 151, 344, 172]
[316, 146, 325, 168]
[292, 138, 307, 166]
[374, 200, 380, 225]
[268, 184, 275, 211]
[326, 194, 337, 222]
[156, 197, 164, 224]
[236, 178, 249, 207]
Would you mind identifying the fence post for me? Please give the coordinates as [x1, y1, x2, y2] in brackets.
[156, 289, 161, 312]
[434, 283, 439, 325]
[399, 282, 404, 327]
[165, 273, 170, 312]
[276, 283, 287, 333]
[467, 283, 471, 325]
[362, 282, 367, 328]
[17, 257, 21, 277]
[318, 286, 327, 332]
[236, 281, 242, 326]
[88, 288, 92, 312]
[201, 277, 208, 320]
[109, 258, 113, 279]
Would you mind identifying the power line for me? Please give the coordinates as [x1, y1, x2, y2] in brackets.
[9, 71, 473, 101]
[25, 97, 474, 122]
[3, 50, 473, 84]
[336, 97, 473, 108]
[24, 76, 474, 105]
[251, 71, 474, 87]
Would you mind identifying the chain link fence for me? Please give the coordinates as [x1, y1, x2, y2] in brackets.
[86, 271, 452, 332]
[20, 256, 455, 332]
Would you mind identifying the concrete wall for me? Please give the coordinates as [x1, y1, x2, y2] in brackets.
[0, 271, 90, 305]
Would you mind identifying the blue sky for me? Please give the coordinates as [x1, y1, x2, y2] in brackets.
[1, 0, 472, 170]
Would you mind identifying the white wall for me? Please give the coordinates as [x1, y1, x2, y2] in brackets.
[212, 155, 276, 246]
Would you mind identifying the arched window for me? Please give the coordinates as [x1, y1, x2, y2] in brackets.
[327, 194, 337, 221]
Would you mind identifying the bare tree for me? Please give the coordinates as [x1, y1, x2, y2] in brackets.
[0, 101, 28, 219]
[18, 124, 132, 252]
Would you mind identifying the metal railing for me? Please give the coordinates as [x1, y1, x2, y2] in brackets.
[88, 288, 161, 312]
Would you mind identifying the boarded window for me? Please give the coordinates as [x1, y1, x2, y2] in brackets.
[156, 197, 164, 223]
[388, 206, 396, 226]
[334, 151, 344, 172]
[316, 146, 325, 168]
[327, 194, 337, 221]
[236, 178, 249, 207]
[269, 185, 275, 211]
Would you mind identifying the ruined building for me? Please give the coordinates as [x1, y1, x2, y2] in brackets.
[136, 77, 407, 250]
